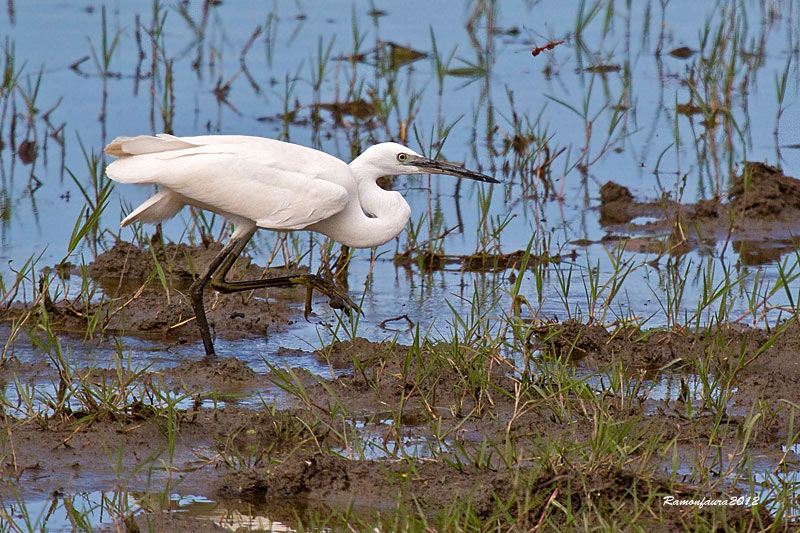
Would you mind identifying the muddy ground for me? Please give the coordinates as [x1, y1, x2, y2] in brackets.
[0, 325, 795, 529]
[0, 163, 799, 529]
[8, 239, 311, 343]
[596, 162, 800, 264]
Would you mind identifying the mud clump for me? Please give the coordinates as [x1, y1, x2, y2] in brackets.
[87, 240, 160, 284]
[88, 240, 296, 290]
[598, 181, 672, 226]
[728, 161, 800, 217]
[688, 197, 722, 219]
[162, 356, 260, 392]
[533, 319, 706, 369]
[598, 181, 636, 224]
[315, 336, 393, 368]
[600, 181, 634, 204]
[596, 162, 800, 264]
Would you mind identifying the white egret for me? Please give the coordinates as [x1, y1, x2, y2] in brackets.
[105, 134, 497, 356]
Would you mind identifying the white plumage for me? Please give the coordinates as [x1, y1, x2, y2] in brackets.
[107, 134, 351, 239]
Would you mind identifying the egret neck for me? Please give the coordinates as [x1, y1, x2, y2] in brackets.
[314, 152, 412, 249]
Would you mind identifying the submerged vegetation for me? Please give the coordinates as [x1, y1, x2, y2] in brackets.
[1, 0, 800, 530]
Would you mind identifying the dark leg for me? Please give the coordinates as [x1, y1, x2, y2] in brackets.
[189, 229, 256, 357]
[213, 272, 359, 317]
[209, 244, 360, 318]
[191, 228, 359, 357]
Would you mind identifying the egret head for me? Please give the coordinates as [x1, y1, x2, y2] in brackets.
[354, 142, 499, 183]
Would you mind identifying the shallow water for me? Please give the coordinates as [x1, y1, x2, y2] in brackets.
[1, 489, 294, 532]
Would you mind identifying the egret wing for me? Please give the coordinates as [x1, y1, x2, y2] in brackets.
[107, 148, 350, 230]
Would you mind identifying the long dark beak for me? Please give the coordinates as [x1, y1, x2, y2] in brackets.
[410, 156, 499, 184]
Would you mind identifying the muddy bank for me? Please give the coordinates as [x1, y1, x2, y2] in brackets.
[0, 319, 797, 529]
[2, 241, 799, 528]
[220, 453, 771, 531]
[0, 406, 269, 499]
[0, 350, 268, 401]
[215, 328, 795, 530]
[312, 336, 519, 420]
[596, 162, 800, 263]
[533, 318, 800, 432]
[0, 399, 326, 499]
[1, 240, 325, 344]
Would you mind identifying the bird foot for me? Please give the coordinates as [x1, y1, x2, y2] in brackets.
[294, 275, 361, 319]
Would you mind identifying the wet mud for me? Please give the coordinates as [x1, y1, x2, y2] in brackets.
[534, 318, 800, 438]
[393, 248, 569, 272]
[160, 356, 262, 394]
[226, 330, 795, 529]
[596, 162, 800, 263]
[220, 454, 770, 530]
[0, 315, 797, 528]
[2, 240, 319, 343]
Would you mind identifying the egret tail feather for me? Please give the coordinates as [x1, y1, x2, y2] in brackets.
[121, 189, 185, 227]
[105, 134, 198, 158]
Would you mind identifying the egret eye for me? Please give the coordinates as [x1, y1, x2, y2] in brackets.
[397, 153, 408, 162]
